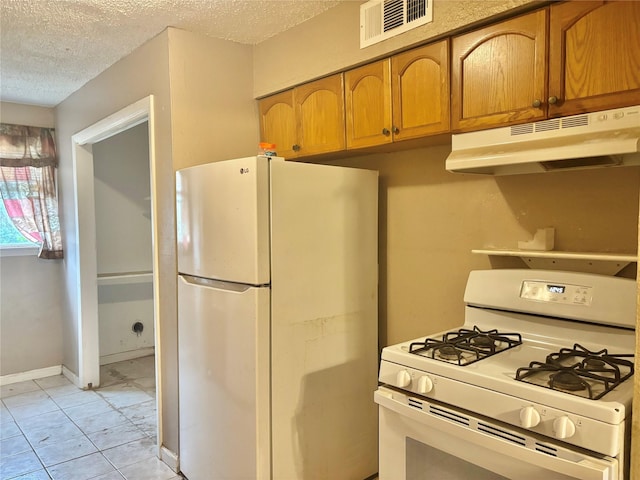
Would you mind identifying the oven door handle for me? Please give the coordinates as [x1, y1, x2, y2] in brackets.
[375, 389, 617, 480]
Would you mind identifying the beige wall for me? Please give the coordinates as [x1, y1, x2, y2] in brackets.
[55, 28, 176, 448]
[0, 255, 65, 376]
[253, 0, 539, 97]
[55, 27, 256, 455]
[93, 123, 152, 276]
[327, 149, 639, 346]
[0, 102, 65, 377]
[0, 102, 56, 127]
[168, 29, 259, 168]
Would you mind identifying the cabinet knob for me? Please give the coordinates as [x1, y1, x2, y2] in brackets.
[292, 144, 301, 152]
[393, 126, 399, 135]
[532, 99, 542, 108]
[548, 96, 558, 105]
[382, 128, 390, 136]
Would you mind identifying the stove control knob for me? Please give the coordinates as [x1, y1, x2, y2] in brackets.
[553, 416, 576, 439]
[519, 406, 541, 428]
[396, 370, 411, 388]
[417, 375, 433, 394]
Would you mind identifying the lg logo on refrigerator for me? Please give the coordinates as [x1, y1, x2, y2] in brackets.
[240, 168, 250, 174]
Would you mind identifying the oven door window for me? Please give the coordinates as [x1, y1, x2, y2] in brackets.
[376, 389, 619, 480]
[407, 438, 508, 479]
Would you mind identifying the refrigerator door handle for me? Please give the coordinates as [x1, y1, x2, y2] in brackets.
[179, 274, 257, 293]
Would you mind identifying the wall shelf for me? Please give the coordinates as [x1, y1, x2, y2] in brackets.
[472, 249, 637, 275]
[97, 271, 153, 286]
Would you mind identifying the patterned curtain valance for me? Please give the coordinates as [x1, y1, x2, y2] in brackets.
[0, 123, 57, 168]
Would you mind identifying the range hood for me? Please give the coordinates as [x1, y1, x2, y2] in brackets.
[446, 105, 640, 175]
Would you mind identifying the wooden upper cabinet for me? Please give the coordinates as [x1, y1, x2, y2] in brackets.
[262, 1, 640, 155]
[345, 39, 450, 149]
[259, 74, 345, 159]
[345, 60, 393, 149]
[392, 40, 450, 141]
[451, 1, 639, 133]
[548, 0, 640, 117]
[259, 90, 297, 159]
[294, 73, 346, 157]
[451, 9, 548, 132]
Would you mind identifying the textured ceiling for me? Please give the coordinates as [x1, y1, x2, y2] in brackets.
[0, 0, 343, 108]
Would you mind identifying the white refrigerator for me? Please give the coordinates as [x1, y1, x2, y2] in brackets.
[176, 156, 379, 480]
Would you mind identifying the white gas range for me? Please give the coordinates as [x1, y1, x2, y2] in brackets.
[375, 269, 636, 480]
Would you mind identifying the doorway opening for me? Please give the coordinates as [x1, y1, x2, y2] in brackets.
[71, 96, 162, 448]
[93, 122, 154, 367]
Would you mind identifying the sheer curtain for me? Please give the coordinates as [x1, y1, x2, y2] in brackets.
[0, 123, 63, 259]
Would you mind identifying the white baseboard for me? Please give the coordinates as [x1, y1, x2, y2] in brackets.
[160, 446, 179, 473]
[0, 365, 62, 386]
[100, 347, 155, 366]
[62, 365, 80, 388]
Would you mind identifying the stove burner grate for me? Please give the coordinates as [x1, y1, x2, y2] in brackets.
[516, 344, 634, 400]
[409, 326, 522, 366]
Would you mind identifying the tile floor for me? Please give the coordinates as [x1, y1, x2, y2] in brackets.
[0, 355, 181, 480]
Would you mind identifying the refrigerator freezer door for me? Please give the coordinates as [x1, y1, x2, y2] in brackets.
[176, 156, 271, 285]
[178, 275, 270, 480]
[269, 161, 379, 479]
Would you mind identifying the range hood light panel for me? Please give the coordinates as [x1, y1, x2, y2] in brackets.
[540, 155, 622, 171]
[446, 105, 640, 175]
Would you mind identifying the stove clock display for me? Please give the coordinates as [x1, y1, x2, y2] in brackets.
[547, 284, 565, 294]
[520, 280, 592, 306]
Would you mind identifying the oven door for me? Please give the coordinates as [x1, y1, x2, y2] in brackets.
[375, 387, 619, 480]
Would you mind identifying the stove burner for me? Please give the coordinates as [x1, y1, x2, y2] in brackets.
[409, 326, 522, 366]
[549, 371, 587, 392]
[470, 335, 496, 349]
[516, 343, 634, 400]
[437, 345, 461, 360]
[583, 358, 607, 370]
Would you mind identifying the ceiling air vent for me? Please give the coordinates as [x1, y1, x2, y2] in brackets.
[360, 0, 433, 48]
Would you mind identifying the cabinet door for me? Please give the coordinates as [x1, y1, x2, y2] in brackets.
[392, 39, 450, 140]
[259, 90, 298, 159]
[178, 276, 270, 480]
[549, 1, 640, 117]
[451, 9, 548, 132]
[345, 60, 393, 149]
[294, 73, 346, 156]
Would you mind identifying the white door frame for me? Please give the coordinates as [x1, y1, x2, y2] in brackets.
[71, 95, 162, 437]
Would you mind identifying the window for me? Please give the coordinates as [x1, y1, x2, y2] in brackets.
[0, 123, 63, 259]
[0, 200, 37, 247]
